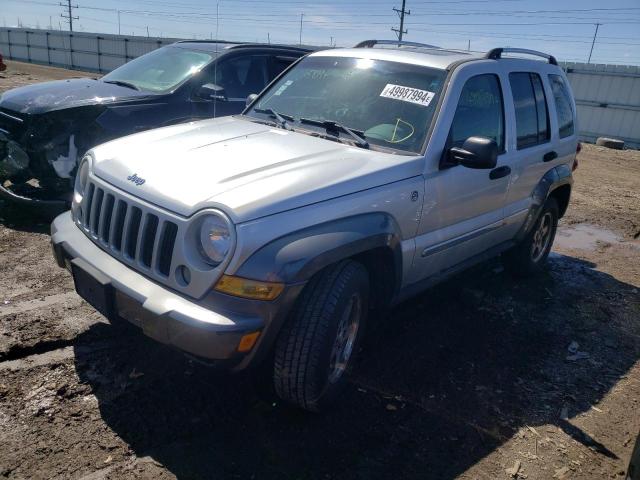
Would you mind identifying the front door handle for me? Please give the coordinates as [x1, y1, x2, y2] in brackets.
[489, 165, 511, 180]
[543, 151, 558, 162]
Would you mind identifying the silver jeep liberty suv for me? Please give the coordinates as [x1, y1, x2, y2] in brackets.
[51, 40, 578, 411]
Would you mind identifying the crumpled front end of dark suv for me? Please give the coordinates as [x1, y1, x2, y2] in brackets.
[0, 106, 105, 211]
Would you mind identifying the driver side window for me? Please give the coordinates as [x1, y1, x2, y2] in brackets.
[212, 55, 269, 100]
[448, 74, 505, 152]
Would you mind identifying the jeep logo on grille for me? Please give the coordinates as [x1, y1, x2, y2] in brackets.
[127, 173, 146, 186]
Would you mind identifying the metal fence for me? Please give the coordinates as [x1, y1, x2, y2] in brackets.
[0, 27, 638, 148]
[560, 62, 640, 149]
[0, 27, 180, 73]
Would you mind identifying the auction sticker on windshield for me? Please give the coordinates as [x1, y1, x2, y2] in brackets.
[380, 84, 435, 107]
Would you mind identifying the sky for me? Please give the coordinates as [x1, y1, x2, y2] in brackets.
[3, 0, 640, 65]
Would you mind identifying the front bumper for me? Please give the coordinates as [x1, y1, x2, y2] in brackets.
[51, 212, 298, 369]
[0, 181, 68, 213]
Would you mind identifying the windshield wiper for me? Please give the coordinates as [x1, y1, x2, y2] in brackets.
[103, 80, 140, 91]
[298, 118, 369, 149]
[253, 108, 293, 131]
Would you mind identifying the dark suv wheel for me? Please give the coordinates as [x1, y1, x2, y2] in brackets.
[504, 196, 559, 275]
[273, 260, 369, 412]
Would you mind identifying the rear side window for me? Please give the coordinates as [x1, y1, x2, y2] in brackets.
[509, 72, 550, 149]
[549, 74, 575, 138]
[448, 74, 505, 152]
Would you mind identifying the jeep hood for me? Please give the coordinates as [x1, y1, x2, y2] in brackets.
[91, 116, 424, 222]
[0, 78, 154, 115]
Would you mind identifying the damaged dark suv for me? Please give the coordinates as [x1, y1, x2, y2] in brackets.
[0, 41, 312, 212]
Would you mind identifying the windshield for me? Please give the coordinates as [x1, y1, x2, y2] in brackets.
[102, 46, 213, 93]
[247, 56, 447, 153]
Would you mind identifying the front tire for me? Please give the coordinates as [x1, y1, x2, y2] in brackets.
[504, 196, 559, 276]
[273, 260, 369, 412]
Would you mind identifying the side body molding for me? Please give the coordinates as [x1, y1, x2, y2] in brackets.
[235, 213, 404, 286]
[516, 164, 573, 242]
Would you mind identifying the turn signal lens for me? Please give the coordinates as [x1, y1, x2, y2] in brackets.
[214, 275, 284, 300]
[238, 332, 261, 352]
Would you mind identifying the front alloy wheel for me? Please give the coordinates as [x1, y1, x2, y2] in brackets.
[273, 260, 369, 412]
[328, 293, 362, 384]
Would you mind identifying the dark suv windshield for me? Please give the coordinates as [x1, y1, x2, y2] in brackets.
[102, 46, 213, 93]
[247, 56, 446, 153]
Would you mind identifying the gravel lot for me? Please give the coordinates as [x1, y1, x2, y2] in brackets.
[1, 60, 639, 480]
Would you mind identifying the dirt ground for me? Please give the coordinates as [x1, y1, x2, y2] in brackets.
[0, 61, 639, 480]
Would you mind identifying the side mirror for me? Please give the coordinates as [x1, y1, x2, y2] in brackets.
[196, 83, 227, 101]
[447, 136, 498, 169]
[246, 93, 258, 107]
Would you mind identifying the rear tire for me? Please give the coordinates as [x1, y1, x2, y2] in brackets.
[504, 196, 559, 276]
[273, 260, 369, 412]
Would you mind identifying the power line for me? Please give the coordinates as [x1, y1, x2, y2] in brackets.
[84, 11, 640, 47]
[10, 0, 640, 19]
[59, 0, 78, 31]
[392, 0, 410, 41]
[588, 23, 601, 64]
[105, 10, 640, 26]
[299, 13, 303, 45]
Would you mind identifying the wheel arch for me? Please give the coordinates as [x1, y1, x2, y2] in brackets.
[516, 164, 573, 241]
[548, 183, 571, 218]
[234, 212, 404, 308]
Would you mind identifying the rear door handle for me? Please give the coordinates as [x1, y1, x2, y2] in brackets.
[489, 165, 511, 180]
[543, 151, 558, 162]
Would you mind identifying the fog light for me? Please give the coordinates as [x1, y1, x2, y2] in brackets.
[214, 275, 284, 300]
[238, 331, 260, 352]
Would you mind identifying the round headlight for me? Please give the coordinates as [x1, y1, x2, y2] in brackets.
[75, 158, 90, 196]
[72, 157, 90, 210]
[199, 214, 232, 265]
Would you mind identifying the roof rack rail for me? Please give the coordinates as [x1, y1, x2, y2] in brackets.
[176, 40, 238, 45]
[485, 47, 557, 65]
[354, 39, 440, 49]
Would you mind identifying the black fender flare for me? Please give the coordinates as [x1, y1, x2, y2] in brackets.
[516, 164, 573, 242]
[235, 213, 404, 288]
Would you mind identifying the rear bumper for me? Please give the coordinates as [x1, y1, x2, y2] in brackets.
[51, 212, 301, 369]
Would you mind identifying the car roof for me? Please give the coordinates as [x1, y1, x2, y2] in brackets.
[310, 42, 559, 71]
[310, 47, 480, 70]
[172, 41, 317, 54]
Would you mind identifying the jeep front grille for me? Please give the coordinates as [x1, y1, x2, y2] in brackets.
[79, 180, 178, 277]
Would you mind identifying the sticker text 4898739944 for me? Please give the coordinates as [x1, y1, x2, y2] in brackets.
[380, 84, 435, 107]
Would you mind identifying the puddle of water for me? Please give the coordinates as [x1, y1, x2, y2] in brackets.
[555, 224, 622, 251]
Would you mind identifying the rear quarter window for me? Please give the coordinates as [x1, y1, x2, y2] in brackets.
[549, 74, 575, 138]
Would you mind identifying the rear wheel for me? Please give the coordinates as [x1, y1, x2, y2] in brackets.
[273, 260, 369, 412]
[504, 196, 559, 276]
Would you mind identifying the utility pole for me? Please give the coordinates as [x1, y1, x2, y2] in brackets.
[59, 0, 78, 32]
[117, 10, 121, 35]
[392, 0, 410, 42]
[587, 23, 601, 64]
[467, 39, 470, 51]
[299, 13, 304, 45]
